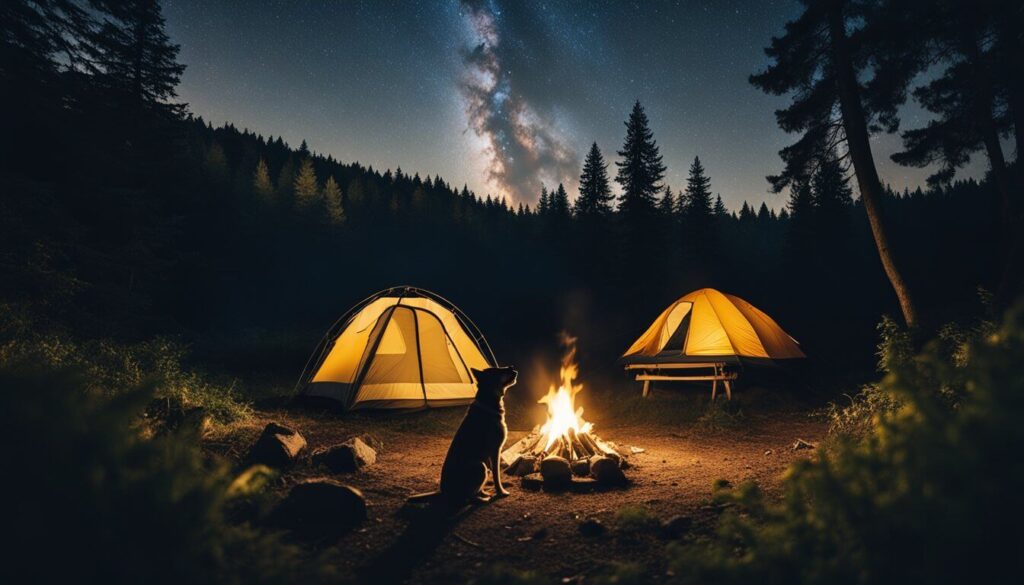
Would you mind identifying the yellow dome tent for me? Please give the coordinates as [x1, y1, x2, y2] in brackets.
[621, 288, 804, 399]
[297, 287, 496, 410]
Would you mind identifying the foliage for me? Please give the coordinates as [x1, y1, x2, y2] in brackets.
[592, 562, 645, 585]
[694, 400, 744, 431]
[828, 297, 997, 442]
[0, 304, 252, 424]
[1, 363, 334, 584]
[614, 505, 661, 533]
[668, 303, 1024, 584]
[467, 564, 547, 585]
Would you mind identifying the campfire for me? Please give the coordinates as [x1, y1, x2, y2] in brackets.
[501, 335, 630, 487]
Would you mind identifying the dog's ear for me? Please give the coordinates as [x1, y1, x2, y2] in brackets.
[470, 368, 484, 381]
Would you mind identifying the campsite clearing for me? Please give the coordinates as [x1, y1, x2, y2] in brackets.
[212, 403, 825, 584]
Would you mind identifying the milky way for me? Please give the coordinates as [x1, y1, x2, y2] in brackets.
[163, 0, 987, 211]
[458, 0, 578, 204]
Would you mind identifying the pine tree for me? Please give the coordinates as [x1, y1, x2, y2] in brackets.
[574, 142, 614, 218]
[537, 185, 550, 215]
[751, 0, 921, 327]
[88, 0, 185, 114]
[811, 153, 853, 218]
[786, 181, 816, 267]
[347, 177, 365, 209]
[684, 157, 713, 221]
[713, 194, 728, 217]
[203, 141, 228, 187]
[293, 158, 319, 209]
[615, 101, 665, 214]
[739, 201, 756, 222]
[551, 184, 570, 218]
[252, 158, 274, 201]
[322, 175, 345, 224]
[659, 186, 676, 217]
[277, 157, 296, 198]
[758, 202, 771, 222]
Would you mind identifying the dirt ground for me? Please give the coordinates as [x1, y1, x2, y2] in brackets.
[217, 402, 825, 584]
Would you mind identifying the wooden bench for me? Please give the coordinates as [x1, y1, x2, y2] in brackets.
[625, 362, 738, 400]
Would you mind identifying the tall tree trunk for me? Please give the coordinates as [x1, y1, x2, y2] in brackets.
[827, 1, 921, 328]
[968, 29, 1022, 308]
[964, 39, 1013, 225]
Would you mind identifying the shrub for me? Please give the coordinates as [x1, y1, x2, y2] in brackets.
[667, 303, 1024, 584]
[2, 362, 332, 584]
[0, 304, 251, 423]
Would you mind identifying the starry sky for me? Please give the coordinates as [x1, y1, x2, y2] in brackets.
[162, 0, 986, 211]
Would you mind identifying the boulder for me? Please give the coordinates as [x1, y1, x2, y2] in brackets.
[270, 478, 366, 538]
[590, 455, 626, 486]
[661, 515, 693, 539]
[249, 422, 306, 468]
[570, 458, 590, 477]
[312, 437, 377, 473]
[540, 455, 572, 487]
[358, 433, 384, 453]
[578, 517, 607, 537]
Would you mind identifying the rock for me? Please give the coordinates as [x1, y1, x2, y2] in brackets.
[249, 422, 306, 468]
[630, 446, 645, 454]
[520, 473, 543, 491]
[764, 449, 773, 456]
[590, 455, 626, 486]
[571, 458, 590, 476]
[661, 515, 693, 539]
[540, 455, 572, 486]
[579, 517, 607, 537]
[270, 478, 366, 538]
[312, 437, 377, 473]
[793, 439, 816, 450]
[358, 433, 384, 453]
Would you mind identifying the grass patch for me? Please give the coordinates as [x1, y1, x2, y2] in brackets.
[614, 505, 661, 533]
[0, 304, 252, 425]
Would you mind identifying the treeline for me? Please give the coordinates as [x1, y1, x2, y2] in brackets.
[0, 0, 1013, 382]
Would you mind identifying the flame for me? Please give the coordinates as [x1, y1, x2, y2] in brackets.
[537, 334, 593, 451]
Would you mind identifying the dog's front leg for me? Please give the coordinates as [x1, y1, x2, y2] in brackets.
[491, 453, 510, 497]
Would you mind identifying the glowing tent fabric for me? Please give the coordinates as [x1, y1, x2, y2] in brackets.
[299, 287, 496, 410]
[622, 288, 805, 362]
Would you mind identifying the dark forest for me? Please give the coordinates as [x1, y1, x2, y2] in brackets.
[2, 1, 1022, 584]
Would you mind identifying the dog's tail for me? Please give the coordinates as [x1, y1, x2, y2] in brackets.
[406, 490, 443, 504]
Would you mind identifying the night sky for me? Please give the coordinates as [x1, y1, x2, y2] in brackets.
[162, 0, 985, 210]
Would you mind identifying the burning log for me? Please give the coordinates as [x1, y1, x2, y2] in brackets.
[502, 334, 630, 485]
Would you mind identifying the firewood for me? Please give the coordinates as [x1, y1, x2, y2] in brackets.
[579, 432, 602, 456]
[505, 454, 524, 473]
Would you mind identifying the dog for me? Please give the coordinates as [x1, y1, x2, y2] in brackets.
[407, 366, 517, 507]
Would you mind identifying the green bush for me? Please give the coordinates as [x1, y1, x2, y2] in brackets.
[2, 363, 333, 584]
[669, 303, 1024, 584]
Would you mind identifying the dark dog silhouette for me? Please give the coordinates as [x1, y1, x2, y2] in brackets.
[408, 366, 517, 506]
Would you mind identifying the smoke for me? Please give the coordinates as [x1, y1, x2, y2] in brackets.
[459, 0, 578, 205]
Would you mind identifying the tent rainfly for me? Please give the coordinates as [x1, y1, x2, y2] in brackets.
[622, 288, 806, 364]
[297, 286, 496, 410]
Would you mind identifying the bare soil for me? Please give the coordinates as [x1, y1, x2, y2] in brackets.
[214, 402, 825, 584]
